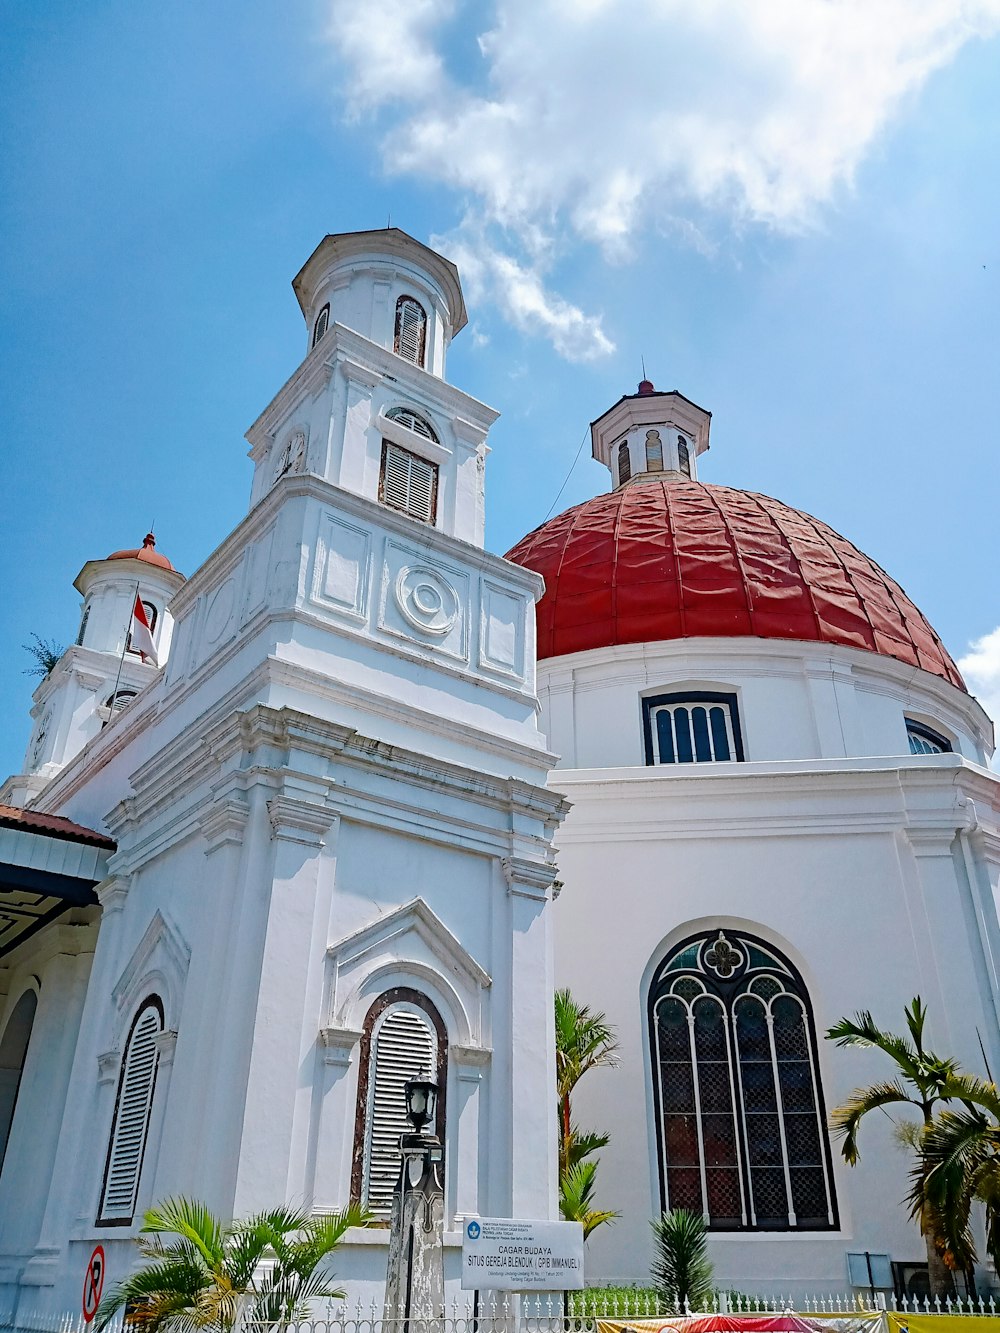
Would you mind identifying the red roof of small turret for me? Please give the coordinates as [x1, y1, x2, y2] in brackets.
[107, 533, 175, 571]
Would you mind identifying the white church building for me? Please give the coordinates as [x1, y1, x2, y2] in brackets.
[1, 227, 999, 1313]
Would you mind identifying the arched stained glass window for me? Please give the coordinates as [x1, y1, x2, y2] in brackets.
[649, 929, 836, 1231]
[394, 296, 428, 367]
[677, 435, 691, 477]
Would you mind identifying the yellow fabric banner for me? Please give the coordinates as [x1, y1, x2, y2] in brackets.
[887, 1317, 1000, 1333]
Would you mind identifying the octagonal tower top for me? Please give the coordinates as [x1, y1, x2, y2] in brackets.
[291, 227, 468, 378]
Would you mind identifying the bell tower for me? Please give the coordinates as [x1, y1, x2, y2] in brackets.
[245, 227, 489, 546]
[1, 535, 184, 805]
[591, 379, 712, 489]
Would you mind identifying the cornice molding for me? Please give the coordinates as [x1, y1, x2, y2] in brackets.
[197, 793, 251, 853]
[318, 1025, 363, 1066]
[96, 876, 131, 915]
[502, 855, 560, 900]
[243, 323, 497, 450]
[267, 793, 339, 847]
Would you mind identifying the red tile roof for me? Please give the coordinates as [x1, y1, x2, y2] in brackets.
[0, 804, 116, 850]
[506, 478, 964, 689]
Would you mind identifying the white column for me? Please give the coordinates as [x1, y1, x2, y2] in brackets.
[310, 1027, 363, 1211]
[450, 1046, 491, 1225]
[503, 856, 559, 1220]
[232, 777, 340, 1215]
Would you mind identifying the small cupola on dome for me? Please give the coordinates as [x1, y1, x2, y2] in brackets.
[591, 380, 711, 488]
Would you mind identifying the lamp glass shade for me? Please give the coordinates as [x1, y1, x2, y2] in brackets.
[404, 1076, 438, 1131]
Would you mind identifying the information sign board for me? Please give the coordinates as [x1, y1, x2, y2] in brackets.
[461, 1217, 584, 1290]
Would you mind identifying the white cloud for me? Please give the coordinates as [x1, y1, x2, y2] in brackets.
[959, 627, 1000, 763]
[324, 0, 1000, 355]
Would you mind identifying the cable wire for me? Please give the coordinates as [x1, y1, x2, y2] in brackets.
[542, 426, 590, 523]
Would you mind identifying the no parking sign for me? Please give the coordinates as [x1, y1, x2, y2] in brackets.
[82, 1245, 105, 1324]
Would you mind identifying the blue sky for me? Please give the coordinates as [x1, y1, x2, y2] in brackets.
[1, 0, 999, 782]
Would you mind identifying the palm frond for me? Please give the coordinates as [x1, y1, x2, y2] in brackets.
[825, 1011, 920, 1080]
[559, 1160, 620, 1239]
[141, 1198, 226, 1270]
[829, 1080, 917, 1164]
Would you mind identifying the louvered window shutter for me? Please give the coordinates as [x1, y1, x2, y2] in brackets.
[394, 297, 427, 367]
[99, 1002, 162, 1222]
[380, 442, 438, 524]
[363, 1007, 437, 1214]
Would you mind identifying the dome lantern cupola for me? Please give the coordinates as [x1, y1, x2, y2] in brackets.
[591, 380, 711, 488]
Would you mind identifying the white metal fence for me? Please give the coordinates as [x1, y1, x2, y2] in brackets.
[7, 1293, 1000, 1333]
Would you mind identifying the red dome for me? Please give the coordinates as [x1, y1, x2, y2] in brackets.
[107, 533, 175, 571]
[505, 478, 964, 689]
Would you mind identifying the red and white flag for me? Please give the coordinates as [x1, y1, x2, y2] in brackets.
[130, 595, 158, 667]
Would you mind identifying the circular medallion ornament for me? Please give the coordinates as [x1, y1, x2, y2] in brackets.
[395, 567, 459, 636]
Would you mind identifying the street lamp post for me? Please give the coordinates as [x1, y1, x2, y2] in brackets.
[384, 1075, 445, 1325]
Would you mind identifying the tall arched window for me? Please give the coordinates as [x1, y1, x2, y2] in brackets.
[677, 435, 691, 477]
[351, 988, 447, 1216]
[0, 989, 38, 1177]
[649, 929, 835, 1231]
[312, 303, 330, 347]
[76, 603, 91, 647]
[618, 440, 631, 484]
[394, 296, 428, 367]
[98, 997, 163, 1225]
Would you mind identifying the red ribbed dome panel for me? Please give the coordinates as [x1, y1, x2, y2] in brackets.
[504, 479, 964, 689]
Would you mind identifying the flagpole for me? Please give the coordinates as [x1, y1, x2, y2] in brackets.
[108, 581, 140, 719]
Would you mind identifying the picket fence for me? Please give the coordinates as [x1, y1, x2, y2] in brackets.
[7, 1292, 1000, 1333]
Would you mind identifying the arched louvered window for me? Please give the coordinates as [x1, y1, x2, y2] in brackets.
[76, 603, 91, 647]
[140, 601, 157, 634]
[618, 440, 631, 484]
[645, 430, 664, 472]
[0, 989, 38, 1177]
[379, 441, 438, 525]
[394, 296, 428, 367]
[98, 997, 163, 1224]
[677, 435, 691, 477]
[643, 691, 744, 765]
[385, 407, 439, 443]
[106, 690, 139, 716]
[351, 988, 447, 1216]
[312, 303, 330, 347]
[649, 930, 836, 1231]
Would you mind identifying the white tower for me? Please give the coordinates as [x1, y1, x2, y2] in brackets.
[2, 535, 184, 805]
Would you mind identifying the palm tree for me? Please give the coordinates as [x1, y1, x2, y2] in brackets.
[554, 989, 620, 1173]
[95, 1196, 368, 1332]
[554, 989, 620, 1240]
[918, 1079, 1000, 1279]
[650, 1209, 714, 1314]
[826, 996, 974, 1296]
